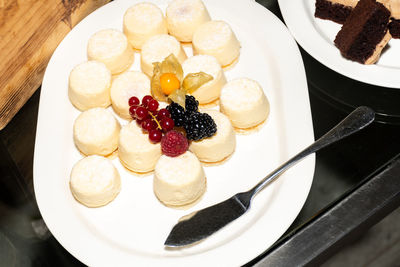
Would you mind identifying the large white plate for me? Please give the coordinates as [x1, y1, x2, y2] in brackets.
[33, 0, 314, 266]
[279, 0, 400, 88]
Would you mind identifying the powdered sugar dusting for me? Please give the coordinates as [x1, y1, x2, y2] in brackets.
[74, 108, 117, 143]
[167, 0, 205, 21]
[220, 78, 263, 108]
[141, 34, 181, 63]
[124, 3, 164, 30]
[194, 21, 232, 49]
[88, 29, 128, 58]
[70, 61, 111, 94]
[70, 156, 116, 193]
[182, 55, 221, 79]
[155, 152, 202, 184]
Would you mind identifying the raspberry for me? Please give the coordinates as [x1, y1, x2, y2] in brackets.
[161, 130, 188, 157]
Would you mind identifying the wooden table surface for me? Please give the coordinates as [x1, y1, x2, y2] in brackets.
[0, 0, 109, 130]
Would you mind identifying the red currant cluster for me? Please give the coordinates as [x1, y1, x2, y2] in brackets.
[128, 95, 175, 143]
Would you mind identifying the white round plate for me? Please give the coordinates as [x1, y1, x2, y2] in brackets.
[278, 0, 400, 88]
[33, 0, 315, 266]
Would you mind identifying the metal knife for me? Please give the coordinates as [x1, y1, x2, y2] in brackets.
[164, 106, 375, 247]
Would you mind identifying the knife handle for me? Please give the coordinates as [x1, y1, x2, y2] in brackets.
[248, 106, 375, 198]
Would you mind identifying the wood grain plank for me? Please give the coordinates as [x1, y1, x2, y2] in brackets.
[0, 0, 109, 130]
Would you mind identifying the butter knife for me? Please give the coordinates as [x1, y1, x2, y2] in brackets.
[164, 106, 375, 247]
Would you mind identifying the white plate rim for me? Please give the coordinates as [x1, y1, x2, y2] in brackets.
[278, 0, 400, 88]
[33, 0, 315, 266]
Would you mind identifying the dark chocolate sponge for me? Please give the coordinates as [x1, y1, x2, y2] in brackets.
[334, 0, 390, 64]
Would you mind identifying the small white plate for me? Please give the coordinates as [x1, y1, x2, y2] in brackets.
[33, 0, 315, 266]
[279, 0, 400, 88]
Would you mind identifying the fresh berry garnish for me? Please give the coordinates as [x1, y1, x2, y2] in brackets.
[142, 95, 153, 107]
[160, 73, 180, 95]
[161, 130, 188, 157]
[147, 99, 159, 112]
[136, 119, 144, 126]
[185, 95, 199, 113]
[149, 129, 162, 143]
[157, 108, 170, 120]
[128, 96, 140, 106]
[166, 102, 186, 127]
[129, 105, 139, 118]
[141, 119, 157, 131]
[184, 112, 217, 141]
[135, 106, 149, 120]
[160, 117, 175, 132]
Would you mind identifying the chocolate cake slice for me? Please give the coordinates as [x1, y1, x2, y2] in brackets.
[389, 19, 400, 37]
[334, 0, 391, 64]
[388, 0, 400, 38]
[315, 0, 357, 24]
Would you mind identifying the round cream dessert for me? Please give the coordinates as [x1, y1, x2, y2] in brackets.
[140, 34, 187, 77]
[166, 0, 211, 42]
[87, 29, 134, 74]
[182, 55, 227, 104]
[220, 78, 270, 129]
[123, 2, 168, 50]
[73, 107, 121, 156]
[110, 71, 151, 119]
[118, 121, 161, 173]
[68, 61, 111, 111]
[154, 151, 206, 207]
[192, 20, 240, 67]
[70, 155, 121, 208]
[189, 110, 235, 162]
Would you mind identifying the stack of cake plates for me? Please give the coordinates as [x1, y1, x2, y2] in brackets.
[278, 0, 400, 124]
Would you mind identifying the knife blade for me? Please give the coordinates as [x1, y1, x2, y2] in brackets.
[164, 106, 375, 247]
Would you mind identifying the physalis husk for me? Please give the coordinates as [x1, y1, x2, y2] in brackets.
[151, 54, 183, 102]
[150, 54, 214, 108]
[182, 72, 213, 93]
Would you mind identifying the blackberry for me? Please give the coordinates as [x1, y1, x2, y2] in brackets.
[184, 112, 217, 141]
[185, 95, 199, 113]
[167, 102, 186, 127]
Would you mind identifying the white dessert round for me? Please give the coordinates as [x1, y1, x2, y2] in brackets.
[73, 107, 121, 156]
[110, 71, 151, 119]
[220, 78, 270, 129]
[166, 0, 211, 42]
[123, 2, 168, 50]
[154, 151, 206, 207]
[182, 55, 227, 104]
[87, 29, 134, 74]
[189, 110, 235, 162]
[68, 61, 111, 111]
[140, 34, 187, 77]
[70, 155, 121, 208]
[192, 20, 240, 67]
[118, 121, 161, 173]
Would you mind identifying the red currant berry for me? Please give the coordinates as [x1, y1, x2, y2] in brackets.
[136, 119, 144, 127]
[128, 96, 140, 106]
[160, 117, 174, 132]
[135, 106, 149, 120]
[142, 95, 153, 107]
[147, 99, 159, 112]
[157, 108, 170, 119]
[149, 129, 162, 143]
[141, 119, 157, 131]
[129, 105, 138, 118]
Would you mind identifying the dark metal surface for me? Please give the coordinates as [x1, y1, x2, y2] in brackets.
[249, 154, 400, 267]
[165, 107, 375, 247]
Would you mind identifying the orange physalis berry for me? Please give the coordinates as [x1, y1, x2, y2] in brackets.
[160, 73, 180, 95]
